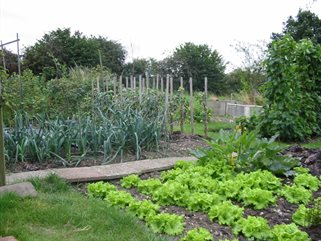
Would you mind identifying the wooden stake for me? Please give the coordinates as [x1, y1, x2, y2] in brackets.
[126, 76, 129, 89]
[170, 76, 174, 133]
[161, 77, 164, 92]
[0, 78, 5, 186]
[113, 75, 117, 95]
[133, 77, 136, 90]
[180, 77, 184, 133]
[164, 75, 170, 133]
[156, 74, 159, 90]
[96, 76, 100, 94]
[139, 75, 142, 104]
[204, 77, 208, 137]
[189, 77, 194, 135]
[119, 75, 123, 100]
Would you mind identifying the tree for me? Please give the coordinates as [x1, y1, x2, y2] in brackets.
[161, 43, 226, 93]
[232, 41, 267, 104]
[271, 9, 321, 45]
[0, 49, 18, 75]
[23, 28, 126, 79]
[122, 58, 160, 78]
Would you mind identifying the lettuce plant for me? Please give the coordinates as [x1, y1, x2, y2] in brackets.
[186, 192, 222, 212]
[270, 223, 311, 241]
[127, 199, 160, 220]
[292, 205, 311, 227]
[280, 185, 312, 204]
[147, 213, 184, 236]
[208, 201, 244, 226]
[293, 173, 320, 191]
[104, 190, 135, 208]
[137, 178, 162, 195]
[180, 227, 213, 241]
[240, 188, 276, 210]
[87, 181, 116, 199]
[233, 216, 271, 240]
[120, 174, 141, 188]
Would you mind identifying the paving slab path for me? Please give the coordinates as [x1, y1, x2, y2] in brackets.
[6, 156, 197, 184]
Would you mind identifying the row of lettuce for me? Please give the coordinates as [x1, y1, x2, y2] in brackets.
[87, 157, 321, 241]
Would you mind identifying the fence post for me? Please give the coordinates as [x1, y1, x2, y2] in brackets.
[161, 76, 164, 92]
[164, 75, 170, 133]
[0, 77, 5, 186]
[170, 76, 174, 133]
[189, 77, 194, 135]
[180, 77, 184, 133]
[119, 75, 123, 100]
[204, 77, 208, 138]
[139, 75, 142, 104]
[133, 77, 136, 91]
[126, 76, 129, 89]
[113, 75, 117, 95]
[156, 74, 159, 91]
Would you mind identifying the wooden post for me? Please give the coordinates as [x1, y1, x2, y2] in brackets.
[153, 76, 155, 89]
[113, 75, 117, 95]
[156, 74, 159, 91]
[133, 77, 136, 91]
[0, 76, 5, 186]
[161, 77, 164, 92]
[105, 77, 109, 92]
[146, 73, 149, 93]
[180, 77, 184, 133]
[119, 75, 123, 100]
[170, 76, 174, 133]
[164, 75, 170, 133]
[139, 75, 142, 104]
[142, 77, 145, 93]
[126, 77, 129, 89]
[189, 77, 194, 135]
[96, 76, 100, 94]
[204, 77, 208, 138]
[130, 75, 133, 90]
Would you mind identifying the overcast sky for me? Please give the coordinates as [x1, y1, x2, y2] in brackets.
[0, 0, 320, 70]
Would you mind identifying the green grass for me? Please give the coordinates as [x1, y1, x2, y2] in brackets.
[173, 121, 235, 139]
[0, 175, 172, 241]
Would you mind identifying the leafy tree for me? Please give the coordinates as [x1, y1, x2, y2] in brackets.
[0, 49, 18, 75]
[123, 58, 159, 77]
[259, 35, 321, 141]
[23, 28, 126, 79]
[161, 43, 226, 94]
[232, 41, 267, 104]
[271, 9, 321, 45]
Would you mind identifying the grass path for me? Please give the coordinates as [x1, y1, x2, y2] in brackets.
[0, 175, 171, 241]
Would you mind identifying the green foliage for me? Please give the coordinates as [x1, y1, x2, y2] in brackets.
[280, 185, 312, 204]
[240, 188, 276, 210]
[152, 181, 189, 206]
[195, 130, 299, 174]
[292, 205, 311, 227]
[233, 216, 271, 240]
[121, 174, 141, 188]
[87, 181, 116, 199]
[293, 167, 310, 174]
[160, 42, 226, 94]
[186, 192, 222, 212]
[147, 213, 184, 236]
[3, 70, 48, 121]
[23, 28, 126, 79]
[104, 190, 135, 208]
[270, 223, 311, 241]
[180, 227, 213, 241]
[137, 178, 163, 195]
[306, 197, 321, 226]
[128, 200, 160, 220]
[272, 9, 321, 45]
[260, 35, 321, 141]
[30, 173, 69, 193]
[293, 173, 320, 191]
[208, 201, 244, 226]
[235, 114, 259, 133]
